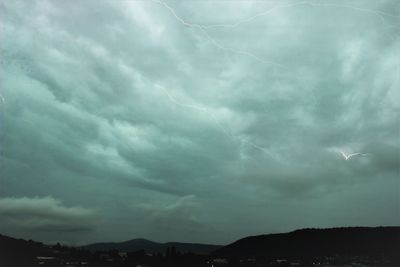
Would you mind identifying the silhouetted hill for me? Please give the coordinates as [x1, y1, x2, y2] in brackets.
[1, 227, 399, 266]
[0, 234, 69, 267]
[213, 226, 400, 259]
[82, 238, 221, 254]
[165, 242, 221, 254]
[82, 238, 160, 253]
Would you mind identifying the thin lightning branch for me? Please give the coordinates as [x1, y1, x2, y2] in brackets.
[240, 139, 274, 155]
[202, 1, 314, 29]
[311, 1, 399, 26]
[201, 1, 399, 29]
[151, 0, 286, 68]
[151, 0, 200, 28]
[155, 84, 278, 159]
[155, 84, 232, 138]
[0, 94, 5, 104]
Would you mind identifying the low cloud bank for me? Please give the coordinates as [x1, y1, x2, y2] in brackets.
[0, 196, 97, 231]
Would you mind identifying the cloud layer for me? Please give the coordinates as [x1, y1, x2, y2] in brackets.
[0, 196, 97, 231]
[0, 0, 399, 244]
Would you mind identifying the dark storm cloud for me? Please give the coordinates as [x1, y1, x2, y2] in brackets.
[0, 0, 399, 244]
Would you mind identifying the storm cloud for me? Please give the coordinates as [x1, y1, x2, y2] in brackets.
[0, 0, 399, 244]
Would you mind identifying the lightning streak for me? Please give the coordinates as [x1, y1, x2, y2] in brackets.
[339, 151, 369, 160]
[155, 84, 231, 138]
[202, 1, 313, 29]
[152, 0, 398, 67]
[155, 84, 278, 159]
[201, 1, 399, 30]
[151, 0, 285, 68]
[151, 1, 388, 161]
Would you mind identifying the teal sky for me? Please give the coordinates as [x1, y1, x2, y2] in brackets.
[0, 0, 399, 245]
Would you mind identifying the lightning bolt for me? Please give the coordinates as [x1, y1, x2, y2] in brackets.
[155, 83, 279, 160]
[151, 0, 286, 68]
[150, 1, 390, 162]
[151, 0, 398, 68]
[0, 94, 5, 105]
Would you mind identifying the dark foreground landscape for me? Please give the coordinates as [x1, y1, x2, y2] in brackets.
[1, 227, 399, 267]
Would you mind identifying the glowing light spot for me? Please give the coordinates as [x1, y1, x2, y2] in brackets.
[339, 151, 369, 160]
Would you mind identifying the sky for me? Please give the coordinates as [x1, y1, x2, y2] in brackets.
[0, 0, 399, 246]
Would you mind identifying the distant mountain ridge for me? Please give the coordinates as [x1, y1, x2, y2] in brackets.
[2, 227, 400, 266]
[1, 226, 399, 261]
[213, 226, 400, 259]
[81, 238, 221, 254]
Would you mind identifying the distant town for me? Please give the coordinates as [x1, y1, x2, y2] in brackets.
[1, 227, 399, 267]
